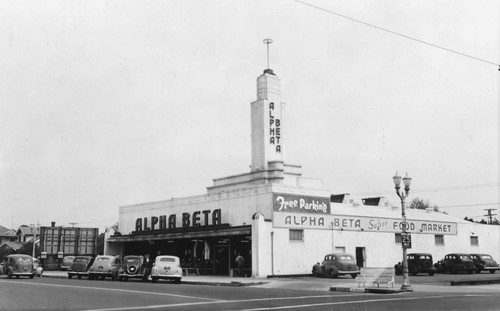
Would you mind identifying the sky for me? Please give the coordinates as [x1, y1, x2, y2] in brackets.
[1, 0, 499, 232]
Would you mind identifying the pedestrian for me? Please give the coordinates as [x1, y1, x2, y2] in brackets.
[235, 252, 245, 277]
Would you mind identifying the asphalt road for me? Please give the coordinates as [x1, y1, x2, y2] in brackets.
[1, 273, 499, 311]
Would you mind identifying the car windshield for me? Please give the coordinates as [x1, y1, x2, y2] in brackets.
[16, 257, 32, 264]
[74, 258, 89, 263]
[160, 258, 176, 262]
[97, 257, 110, 262]
[126, 258, 141, 263]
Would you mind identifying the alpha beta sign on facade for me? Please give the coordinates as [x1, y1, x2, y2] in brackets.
[272, 194, 457, 235]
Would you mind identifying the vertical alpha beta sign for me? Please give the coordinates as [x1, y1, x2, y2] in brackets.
[251, 70, 283, 171]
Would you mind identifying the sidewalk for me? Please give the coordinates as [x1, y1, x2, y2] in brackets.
[40, 271, 500, 294]
[41, 270, 268, 287]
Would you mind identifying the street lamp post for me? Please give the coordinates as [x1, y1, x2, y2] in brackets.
[393, 172, 413, 292]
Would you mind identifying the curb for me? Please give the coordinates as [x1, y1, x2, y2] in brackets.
[330, 286, 401, 294]
[451, 279, 500, 286]
[41, 273, 267, 287]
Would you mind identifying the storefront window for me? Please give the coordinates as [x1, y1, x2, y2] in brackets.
[470, 236, 478, 246]
[394, 233, 402, 244]
[435, 234, 444, 245]
[289, 229, 304, 241]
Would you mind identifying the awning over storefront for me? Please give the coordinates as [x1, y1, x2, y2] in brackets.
[107, 226, 251, 243]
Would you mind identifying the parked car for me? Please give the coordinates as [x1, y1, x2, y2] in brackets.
[394, 253, 436, 276]
[61, 256, 75, 271]
[151, 255, 182, 283]
[118, 255, 151, 282]
[469, 253, 500, 274]
[435, 253, 476, 274]
[88, 255, 121, 281]
[312, 253, 359, 278]
[33, 258, 43, 277]
[68, 256, 95, 279]
[2, 254, 35, 279]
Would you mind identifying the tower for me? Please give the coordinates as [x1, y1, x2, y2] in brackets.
[251, 68, 284, 171]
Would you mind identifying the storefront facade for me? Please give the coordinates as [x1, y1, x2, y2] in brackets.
[105, 67, 500, 277]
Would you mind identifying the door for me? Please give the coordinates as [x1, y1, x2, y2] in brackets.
[214, 245, 230, 275]
[355, 247, 366, 268]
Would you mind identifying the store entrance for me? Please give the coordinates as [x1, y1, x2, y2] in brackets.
[120, 229, 252, 276]
[214, 245, 230, 275]
[355, 247, 366, 268]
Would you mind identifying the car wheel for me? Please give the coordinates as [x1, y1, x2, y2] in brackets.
[111, 274, 116, 281]
[77, 275, 82, 280]
[468, 270, 473, 274]
[16, 276, 19, 279]
[174, 278, 181, 284]
[429, 271, 434, 276]
[68, 274, 73, 279]
[7, 271, 12, 279]
[29, 275, 34, 279]
[152, 277, 157, 283]
[329, 269, 338, 278]
[350, 274, 358, 279]
[89, 274, 94, 280]
[490, 270, 496, 274]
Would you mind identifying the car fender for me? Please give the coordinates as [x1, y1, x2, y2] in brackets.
[312, 264, 323, 275]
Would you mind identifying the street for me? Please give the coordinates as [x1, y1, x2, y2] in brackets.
[1, 273, 500, 311]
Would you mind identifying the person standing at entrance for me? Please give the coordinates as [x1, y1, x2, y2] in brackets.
[235, 253, 245, 277]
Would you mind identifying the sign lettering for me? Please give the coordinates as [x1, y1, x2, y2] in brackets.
[273, 212, 457, 235]
[135, 209, 222, 232]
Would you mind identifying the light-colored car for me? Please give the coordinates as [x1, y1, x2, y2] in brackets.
[312, 253, 360, 278]
[61, 256, 75, 271]
[2, 254, 35, 279]
[151, 255, 182, 283]
[33, 258, 43, 277]
[68, 256, 95, 279]
[88, 255, 121, 281]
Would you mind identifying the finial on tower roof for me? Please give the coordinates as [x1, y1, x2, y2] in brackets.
[263, 39, 274, 74]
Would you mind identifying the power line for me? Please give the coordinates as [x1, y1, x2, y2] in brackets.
[293, 0, 500, 69]
[352, 183, 500, 196]
[439, 202, 500, 208]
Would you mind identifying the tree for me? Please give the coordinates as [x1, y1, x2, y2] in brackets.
[408, 197, 439, 212]
[16, 241, 40, 258]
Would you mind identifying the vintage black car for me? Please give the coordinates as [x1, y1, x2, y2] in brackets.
[435, 253, 476, 274]
[68, 256, 94, 279]
[312, 253, 359, 278]
[469, 253, 500, 274]
[118, 255, 151, 282]
[395, 253, 436, 276]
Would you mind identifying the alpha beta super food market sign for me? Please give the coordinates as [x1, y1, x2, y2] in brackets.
[272, 194, 457, 235]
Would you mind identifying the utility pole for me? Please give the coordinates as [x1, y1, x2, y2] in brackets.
[483, 208, 497, 224]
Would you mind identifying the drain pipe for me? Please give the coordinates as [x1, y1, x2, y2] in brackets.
[271, 231, 274, 276]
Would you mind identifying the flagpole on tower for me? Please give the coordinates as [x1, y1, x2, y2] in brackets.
[263, 39, 273, 70]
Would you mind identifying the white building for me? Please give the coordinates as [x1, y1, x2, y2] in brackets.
[105, 66, 500, 277]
